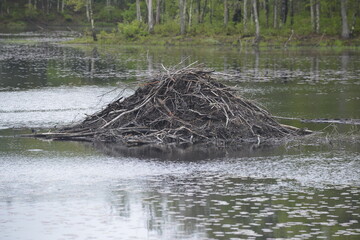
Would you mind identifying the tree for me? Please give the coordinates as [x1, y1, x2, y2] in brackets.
[88, 0, 97, 41]
[310, 0, 315, 31]
[155, 0, 162, 24]
[264, 0, 269, 27]
[196, 0, 201, 23]
[232, 1, 242, 23]
[67, 0, 97, 41]
[289, 0, 294, 26]
[252, 0, 260, 43]
[136, 0, 142, 22]
[244, 0, 248, 31]
[198, 0, 208, 24]
[179, 0, 186, 34]
[224, 0, 228, 26]
[273, 0, 278, 28]
[0, 0, 3, 16]
[146, 0, 154, 33]
[188, 0, 193, 27]
[315, 0, 320, 34]
[85, 0, 90, 21]
[2, 0, 360, 42]
[280, 0, 288, 25]
[209, 0, 214, 24]
[341, 0, 350, 39]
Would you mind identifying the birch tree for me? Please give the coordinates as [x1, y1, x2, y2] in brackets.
[179, 0, 186, 34]
[243, 0, 248, 31]
[315, 0, 320, 34]
[67, 0, 96, 41]
[309, 0, 314, 31]
[146, 0, 154, 33]
[88, 0, 97, 41]
[136, 0, 142, 22]
[188, 0, 193, 27]
[252, 0, 260, 43]
[341, 0, 350, 39]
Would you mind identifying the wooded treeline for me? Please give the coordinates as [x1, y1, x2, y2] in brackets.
[1, 0, 359, 40]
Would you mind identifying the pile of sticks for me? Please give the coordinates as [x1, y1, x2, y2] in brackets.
[33, 66, 310, 146]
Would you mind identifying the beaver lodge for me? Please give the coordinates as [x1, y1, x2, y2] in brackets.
[32, 66, 312, 146]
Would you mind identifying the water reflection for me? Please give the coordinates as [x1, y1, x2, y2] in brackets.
[0, 43, 133, 90]
[92, 142, 284, 161]
[109, 176, 360, 239]
[1, 139, 359, 239]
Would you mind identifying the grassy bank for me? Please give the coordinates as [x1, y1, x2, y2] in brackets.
[62, 20, 360, 47]
[67, 29, 360, 48]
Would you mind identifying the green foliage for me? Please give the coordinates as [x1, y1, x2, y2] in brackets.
[333, 39, 344, 47]
[201, 38, 221, 45]
[291, 15, 312, 36]
[189, 22, 220, 36]
[121, 3, 137, 23]
[321, 16, 342, 35]
[117, 21, 148, 40]
[66, 0, 86, 11]
[161, 0, 178, 22]
[62, 12, 73, 22]
[97, 6, 122, 22]
[7, 21, 27, 30]
[154, 20, 180, 36]
[46, 13, 57, 21]
[24, 5, 40, 20]
[188, 22, 243, 37]
[8, 9, 24, 20]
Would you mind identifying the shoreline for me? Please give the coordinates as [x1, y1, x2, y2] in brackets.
[65, 33, 360, 48]
[1, 24, 359, 48]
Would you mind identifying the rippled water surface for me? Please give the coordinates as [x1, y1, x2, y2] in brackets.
[0, 31, 359, 240]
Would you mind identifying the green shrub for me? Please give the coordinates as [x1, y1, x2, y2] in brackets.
[7, 21, 27, 30]
[46, 13, 56, 21]
[154, 20, 179, 36]
[202, 38, 220, 45]
[98, 30, 116, 41]
[121, 4, 137, 23]
[333, 39, 344, 47]
[97, 6, 122, 22]
[62, 13, 73, 22]
[291, 15, 313, 35]
[321, 16, 341, 35]
[117, 20, 148, 40]
[9, 10, 23, 20]
[189, 23, 226, 36]
[24, 5, 40, 20]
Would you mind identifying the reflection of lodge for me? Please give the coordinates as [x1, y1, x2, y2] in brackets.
[91, 142, 281, 161]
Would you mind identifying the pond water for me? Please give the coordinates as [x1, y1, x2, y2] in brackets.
[0, 31, 359, 240]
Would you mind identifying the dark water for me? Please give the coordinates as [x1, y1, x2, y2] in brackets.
[0, 32, 359, 240]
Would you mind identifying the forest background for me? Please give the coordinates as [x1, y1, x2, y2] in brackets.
[0, 0, 359, 47]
